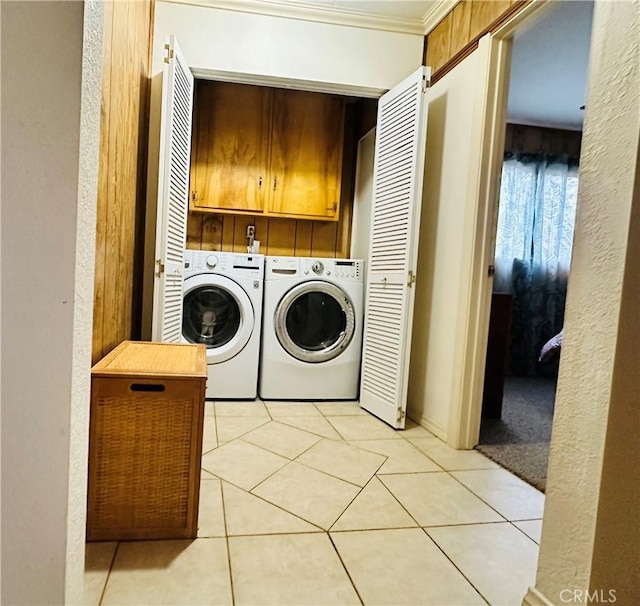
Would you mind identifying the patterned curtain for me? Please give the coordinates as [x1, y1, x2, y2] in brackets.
[494, 153, 579, 375]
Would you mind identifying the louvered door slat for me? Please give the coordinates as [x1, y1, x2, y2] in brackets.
[152, 36, 194, 342]
[359, 67, 430, 428]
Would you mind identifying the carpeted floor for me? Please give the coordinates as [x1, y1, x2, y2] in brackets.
[476, 376, 557, 492]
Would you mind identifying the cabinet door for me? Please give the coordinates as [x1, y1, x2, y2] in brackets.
[190, 81, 270, 213]
[269, 89, 344, 221]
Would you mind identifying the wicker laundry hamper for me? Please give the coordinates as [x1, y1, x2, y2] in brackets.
[87, 341, 207, 541]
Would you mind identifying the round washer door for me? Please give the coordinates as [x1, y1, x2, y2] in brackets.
[182, 273, 254, 364]
[274, 280, 355, 363]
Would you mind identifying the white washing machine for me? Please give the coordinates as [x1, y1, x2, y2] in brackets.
[259, 256, 365, 400]
[182, 250, 264, 399]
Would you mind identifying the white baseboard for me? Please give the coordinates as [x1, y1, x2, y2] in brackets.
[407, 410, 447, 442]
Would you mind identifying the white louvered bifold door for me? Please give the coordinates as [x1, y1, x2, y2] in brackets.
[360, 67, 430, 428]
[151, 36, 194, 342]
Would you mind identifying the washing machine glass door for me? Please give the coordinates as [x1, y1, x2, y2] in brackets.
[182, 274, 254, 363]
[275, 281, 355, 363]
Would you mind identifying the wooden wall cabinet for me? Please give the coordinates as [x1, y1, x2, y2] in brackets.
[190, 81, 345, 222]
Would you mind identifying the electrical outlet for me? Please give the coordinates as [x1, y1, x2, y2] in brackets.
[247, 225, 255, 239]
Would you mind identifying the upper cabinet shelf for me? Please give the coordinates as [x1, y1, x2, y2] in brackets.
[190, 80, 345, 222]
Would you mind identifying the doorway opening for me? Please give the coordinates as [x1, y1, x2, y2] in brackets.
[477, 0, 594, 492]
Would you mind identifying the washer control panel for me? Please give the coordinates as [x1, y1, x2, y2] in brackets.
[299, 258, 364, 282]
[185, 250, 264, 277]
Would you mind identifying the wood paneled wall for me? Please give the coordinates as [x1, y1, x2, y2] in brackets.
[92, 0, 154, 363]
[504, 123, 583, 159]
[186, 210, 351, 258]
[186, 101, 359, 259]
[425, 0, 527, 80]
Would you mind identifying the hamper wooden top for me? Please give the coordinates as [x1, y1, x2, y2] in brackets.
[92, 341, 207, 379]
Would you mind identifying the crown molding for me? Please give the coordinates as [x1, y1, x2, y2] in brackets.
[162, 0, 438, 36]
[422, 0, 458, 34]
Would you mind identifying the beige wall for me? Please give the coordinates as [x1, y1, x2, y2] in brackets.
[407, 41, 488, 438]
[153, 1, 424, 94]
[526, 1, 640, 603]
[1, 1, 103, 602]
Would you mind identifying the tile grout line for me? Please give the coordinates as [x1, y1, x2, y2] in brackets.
[219, 482, 237, 605]
[327, 533, 365, 606]
[327, 474, 379, 533]
[445, 470, 530, 523]
[509, 520, 541, 545]
[220, 478, 326, 535]
[421, 527, 493, 606]
[275, 416, 346, 441]
[372, 472, 424, 529]
[97, 541, 120, 606]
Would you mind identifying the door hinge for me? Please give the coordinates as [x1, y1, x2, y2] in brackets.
[164, 44, 174, 64]
[328, 201, 337, 214]
[155, 259, 165, 276]
[422, 74, 430, 93]
[488, 264, 495, 277]
[397, 409, 406, 423]
[408, 270, 416, 287]
[191, 190, 198, 202]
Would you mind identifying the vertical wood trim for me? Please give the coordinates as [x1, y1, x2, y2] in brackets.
[220, 215, 235, 251]
[93, 0, 114, 363]
[336, 102, 357, 258]
[426, 12, 453, 74]
[201, 215, 223, 251]
[233, 215, 254, 252]
[266, 220, 296, 256]
[310, 222, 338, 258]
[117, 0, 137, 347]
[92, 0, 154, 363]
[130, 0, 155, 340]
[253, 217, 269, 254]
[469, 0, 511, 41]
[450, 1, 473, 57]
[294, 221, 313, 256]
[102, 0, 128, 357]
[186, 213, 203, 248]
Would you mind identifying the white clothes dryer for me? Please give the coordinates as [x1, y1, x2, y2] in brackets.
[259, 256, 364, 400]
[182, 250, 264, 399]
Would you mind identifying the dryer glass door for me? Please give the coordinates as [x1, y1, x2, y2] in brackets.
[182, 274, 254, 363]
[275, 281, 355, 363]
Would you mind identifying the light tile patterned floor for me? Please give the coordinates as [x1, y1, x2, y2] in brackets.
[86, 400, 543, 605]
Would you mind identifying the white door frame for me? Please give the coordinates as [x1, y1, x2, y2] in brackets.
[448, 1, 554, 449]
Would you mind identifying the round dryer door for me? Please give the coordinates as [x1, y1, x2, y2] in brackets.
[182, 274, 254, 364]
[274, 281, 355, 363]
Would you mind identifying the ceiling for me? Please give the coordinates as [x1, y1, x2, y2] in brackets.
[276, 0, 439, 21]
[195, 0, 449, 34]
[507, 0, 594, 131]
